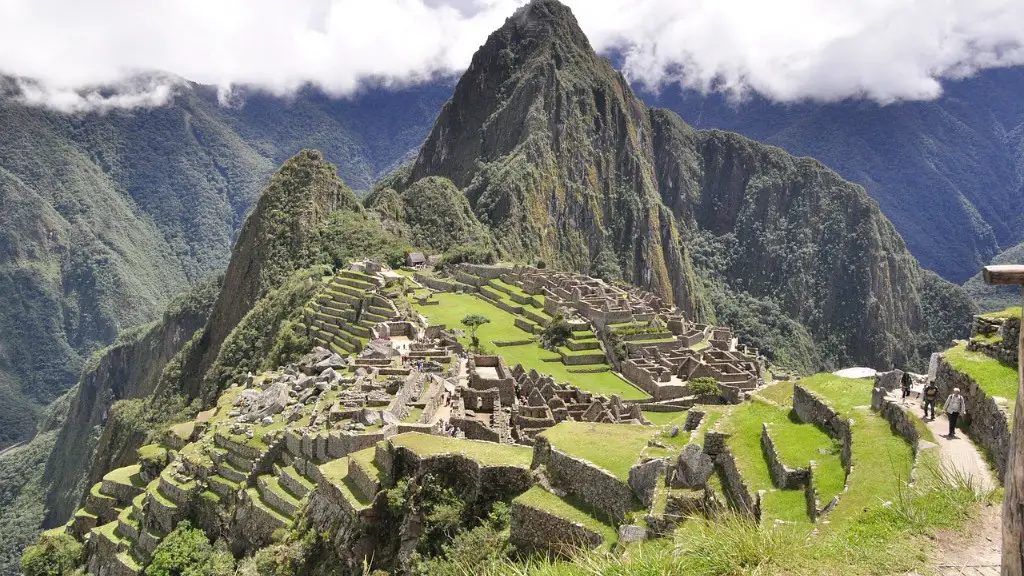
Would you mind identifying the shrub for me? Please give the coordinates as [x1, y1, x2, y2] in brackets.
[540, 315, 573, 350]
[690, 377, 721, 398]
[145, 521, 234, 576]
[21, 532, 83, 576]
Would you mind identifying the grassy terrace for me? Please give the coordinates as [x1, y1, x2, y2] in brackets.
[799, 374, 915, 526]
[981, 306, 1022, 319]
[414, 292, 648, 400]
[390, 433, 533, 468]
[945, 342, 1019, 419]
[319, 458, 373, 509]
[103, 465, 145, 488]
[514, 486, 617, 546]
[539, 422, 653, 482]
[641, 410, 689, 427]
[717, 399, 844, 524]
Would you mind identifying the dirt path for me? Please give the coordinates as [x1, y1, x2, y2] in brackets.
[894, 390, 1002, 575]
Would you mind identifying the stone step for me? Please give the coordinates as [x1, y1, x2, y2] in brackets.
[85, 482, 119, 524]
[100, 465, 147, 507]
[257, 475, 300, 518]
[116, 506, 140, 542]
[510, 487, 613, 554]
[114, 551, 143, 576]
[246, 487, 291, 529]
[216, 458, 248, 483]
[279, 465, 315, 500]
[208, 474, 242, 499]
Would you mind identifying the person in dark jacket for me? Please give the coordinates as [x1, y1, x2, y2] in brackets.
[900, 371, 913, 401]
[922, 379, 939, 420]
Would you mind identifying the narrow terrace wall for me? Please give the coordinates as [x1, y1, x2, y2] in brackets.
[703, 431, 760, 519]
[792, 384, 852, 474]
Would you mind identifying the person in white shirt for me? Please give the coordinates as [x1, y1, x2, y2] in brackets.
[942, 387, 967, 438]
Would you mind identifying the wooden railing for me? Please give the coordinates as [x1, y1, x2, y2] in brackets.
[983, 264, 1023, 576]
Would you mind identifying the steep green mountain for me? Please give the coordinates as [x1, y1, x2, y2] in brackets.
[396, 0, 972, 370]
[0, 81, 447, 449]
[964, 241, 1024, 312]
[640, 69, 1024, 284]
[409, 0, 708, 317]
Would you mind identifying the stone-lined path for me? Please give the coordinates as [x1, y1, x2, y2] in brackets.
[897, 390, 1001, 576]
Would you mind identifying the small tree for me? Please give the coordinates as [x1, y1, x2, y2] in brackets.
[461, 314, 490, 353]
[689, 377, 721, 398]
[540, 314, 573, 350]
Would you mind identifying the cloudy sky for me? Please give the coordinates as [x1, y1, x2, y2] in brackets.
[2, 0, 1023, 111]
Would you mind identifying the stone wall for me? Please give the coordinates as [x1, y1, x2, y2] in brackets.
[510, 500, 604, 555]
[714, 447, 760, 519]
[450, 417, 501, 442]
[792, 384, 852, 473]
[415, 273, 456, 293]
[761, 424, 810, 489]
[533, 437, 637, 522]
[935, 356, 1012, 479]
[871, 386, 920, 455]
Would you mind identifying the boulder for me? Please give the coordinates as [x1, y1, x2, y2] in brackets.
[617, 524, 647, 544]
[359, 410, 381, 427]
[315, 353, 347, 373]
[381, 410, 401, 427]
[238, 383, 290, 423]
[673, 444, 714, 488]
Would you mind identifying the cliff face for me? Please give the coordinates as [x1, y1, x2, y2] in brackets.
[650, 115, 958, 367]
[411, 0, 708, 317]
[406, 0, 971, 369]
[40, 279, 219, 526]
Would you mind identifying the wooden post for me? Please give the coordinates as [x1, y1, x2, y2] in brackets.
[983, 265, 1024, 576]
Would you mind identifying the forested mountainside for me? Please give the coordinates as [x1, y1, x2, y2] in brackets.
[641, 68, 1024, 284]
[0, 81, 448, 449]
[964, 241, 1024, 312]
[387, 0, 972, 373]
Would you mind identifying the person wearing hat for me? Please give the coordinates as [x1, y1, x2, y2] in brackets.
[922, 379, 939, 420]
[942, 387, 967, 438]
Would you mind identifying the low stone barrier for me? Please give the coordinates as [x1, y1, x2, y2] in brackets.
[793, 384, 852, 473]
[628, 458, 667, 507]
[761, 424, 810, 489]
[533, 437, 637, 522]
[414, 273, 456, 293]
[870, 385, 920, 455]
[510, 500, 605, 555]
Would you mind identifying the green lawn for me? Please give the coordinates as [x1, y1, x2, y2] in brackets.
[415, 292, 648, 400]
[642, 410, 690, 426]
[514, 486, 618, 545]
[390, 433, 533, 468]
[757, 381, 795, 407]
[103, 465, 145, 487]
[539, 422, 654, 482]
[799, 374, 916, 526]
[945, 343, 1019, 420]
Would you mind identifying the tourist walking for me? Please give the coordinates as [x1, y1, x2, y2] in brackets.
[922, 379, 939, 420]
[942, 387, 967, 438]
[900, 371, 913, 401]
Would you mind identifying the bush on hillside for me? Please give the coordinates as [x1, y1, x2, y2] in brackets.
[21, 532, 83, 576]
[145, 521, 234, 576]
[540, 315, 573, 350]
[689, 377, 721, 398]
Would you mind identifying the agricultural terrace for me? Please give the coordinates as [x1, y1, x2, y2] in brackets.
[413, 291, 648, 400]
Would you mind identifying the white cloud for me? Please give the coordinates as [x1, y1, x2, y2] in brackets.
[0, 0, 1022, 111]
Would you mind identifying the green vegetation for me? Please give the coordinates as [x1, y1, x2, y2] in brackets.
[640, 410, 689, 427]
[945, 343, 1019, 419]
[539, 422, 652, 482]
[461, 314, 492, 353]
[717, 399, 845, 523]
[145, 521, 234, 576]
[414, 292, 646, 399]
[799, 374, 916, 525]
[981, 306, 1022, 319]
[688, 377, 721, 398]
[540, 315, 573, 350]
[20, 531, 82, 576]
[390, 433, 532, 469]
